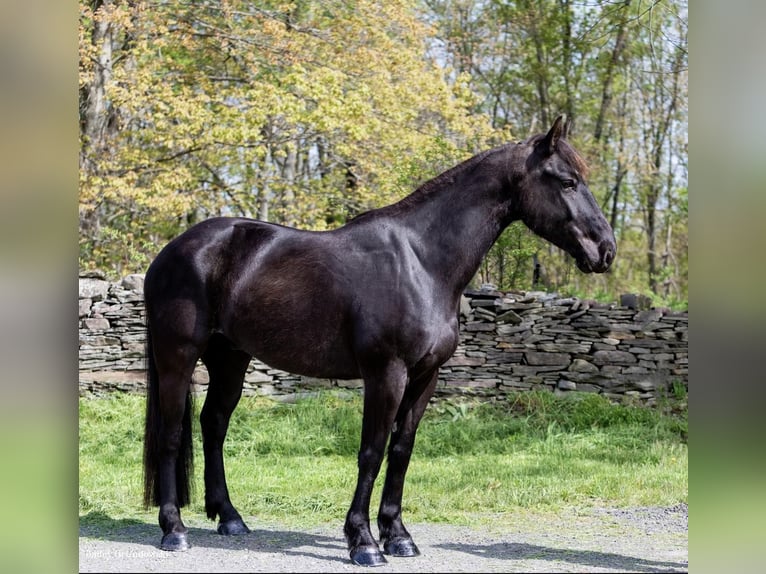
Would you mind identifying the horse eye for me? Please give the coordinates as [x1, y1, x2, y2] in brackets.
[561, 179, 577, 191]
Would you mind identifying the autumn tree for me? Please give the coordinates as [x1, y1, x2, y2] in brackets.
[80, 0, 687, 307]
[79, 0, 498, 274]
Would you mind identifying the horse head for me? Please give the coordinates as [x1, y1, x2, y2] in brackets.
[514, 115, 616, 273]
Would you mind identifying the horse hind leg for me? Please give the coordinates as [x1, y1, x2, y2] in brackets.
[144, 334, 201, 551]
[200, 334, 252, 536]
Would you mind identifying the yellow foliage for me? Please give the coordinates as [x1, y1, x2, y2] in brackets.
[79, 0, 500, 273]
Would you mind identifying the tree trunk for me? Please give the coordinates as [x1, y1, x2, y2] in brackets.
[594, 0, 631, 143]
[80, 0, 120, 242]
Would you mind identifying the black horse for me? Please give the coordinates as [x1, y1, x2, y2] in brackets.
[142, 116, 616, 566]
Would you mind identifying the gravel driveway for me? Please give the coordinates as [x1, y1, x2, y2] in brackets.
[79, 504, 687, 572]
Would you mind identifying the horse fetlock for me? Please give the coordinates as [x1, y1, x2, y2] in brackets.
[217, 517, 250, 536]
[344, 521, 378, 552]
[158, 505, 185, 532]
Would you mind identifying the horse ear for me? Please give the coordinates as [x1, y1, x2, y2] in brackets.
[540, 115, 566, 155]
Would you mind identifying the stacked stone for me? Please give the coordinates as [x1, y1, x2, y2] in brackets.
[79, 274, 148, 395]
[78, 275, 687, 403]
[439, 287, 688, 403]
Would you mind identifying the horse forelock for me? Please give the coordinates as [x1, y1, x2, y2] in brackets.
[525, 134, 590, 180]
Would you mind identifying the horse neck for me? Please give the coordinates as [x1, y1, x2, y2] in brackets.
[398, 146, 518, 295]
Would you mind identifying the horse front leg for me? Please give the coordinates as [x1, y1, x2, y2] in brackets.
[377, 369, 439, 558]
[344, 360, 407, 567]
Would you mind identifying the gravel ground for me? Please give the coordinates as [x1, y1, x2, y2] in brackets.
[79, 504, 687, 572]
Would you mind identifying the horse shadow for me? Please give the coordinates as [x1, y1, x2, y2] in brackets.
[80, 512, 687, 572]
[79, 511, 350, 566]
[435, 540, 687, 573]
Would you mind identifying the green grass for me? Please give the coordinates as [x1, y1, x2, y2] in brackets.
[79, 390, 687, 528]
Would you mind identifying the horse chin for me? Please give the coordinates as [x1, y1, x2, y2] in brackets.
[576, 258, 595, 274]
[573, 237, 604, 273]
[577, 257, 612, 274]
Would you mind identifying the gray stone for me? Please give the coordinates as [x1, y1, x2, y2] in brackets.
[444, 355, 485, 367]
[79, 278, 110, 301]
[623, 366, 649, 374]
[470, 298, 499, 308]
[600, 365, 623, 375]
[557, 379, 577, 391]
[485, 351, 523, 364]
[465, 322, 495, 332]
[474, 307, 497, 321]
[524, 351, 570, 366]
[626, 339, 667, 348]
[635, 308, 664, 323]
[628, 347, 651, 354]
[496, 324, 530, 335]
[79, 298, 92, 318]
[592, 350, 637, 365]
[496, 309, 523, 324]
[459, 295, 472, 318]
[575, 383, 602, 393]
[512, 365, 567, 375]
[592, 342, 617, 351]
[84, 317, 110, 331]
[337, 378, 363, 388]
[121, 274, 145, 293]
[244, 370, 272, 383]
[631, 379, 656, 391]
[569, 359, 598, 373]
[300, 376, 333, 388]
[539, 342, 591, 353]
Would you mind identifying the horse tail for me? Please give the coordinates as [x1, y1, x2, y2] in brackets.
[143, 322, 195, 508]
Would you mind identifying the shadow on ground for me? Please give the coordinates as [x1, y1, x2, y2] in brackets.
[80, 511, 350, 566]
[436, 540, 685, 573]
[80, 511, 687, 572]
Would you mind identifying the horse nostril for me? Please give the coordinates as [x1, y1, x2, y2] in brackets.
[601, 245, 614, 267]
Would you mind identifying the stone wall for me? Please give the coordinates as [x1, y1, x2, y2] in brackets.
[79, 274, 687, 404]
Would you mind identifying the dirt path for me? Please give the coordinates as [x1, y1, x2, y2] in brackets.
[79, 504, 687, 572]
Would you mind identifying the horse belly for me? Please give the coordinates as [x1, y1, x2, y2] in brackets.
[222, 282, 360, 380]
[245, 323, 359, 379]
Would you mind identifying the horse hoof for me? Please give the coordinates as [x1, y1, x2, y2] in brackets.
[383, 537, 420, 557]
[217, 519, 251, 536]
[160, 531, 190, 551]
[349, 545, 388, 567]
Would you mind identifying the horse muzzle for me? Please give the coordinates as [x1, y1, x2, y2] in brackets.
[576, 238, 616, 274]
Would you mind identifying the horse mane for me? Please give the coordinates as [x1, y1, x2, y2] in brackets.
[347, 145, 508, 224]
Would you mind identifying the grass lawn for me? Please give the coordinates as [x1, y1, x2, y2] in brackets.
[79, 389, 687, 529]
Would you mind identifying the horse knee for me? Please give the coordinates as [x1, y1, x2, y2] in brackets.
[388, 440, 413, 460]
[357, 445, 385, 472]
